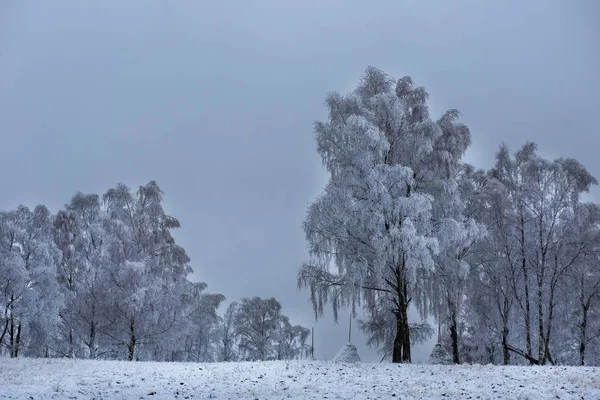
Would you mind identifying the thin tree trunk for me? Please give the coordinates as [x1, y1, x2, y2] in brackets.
[87, 303, 97, 359]
[542, 281, 557, 365]
[501, 297, 510, 365]
[537, 211, 547, 363]
[0, 317, 8, 348]
[89, 321, 96, 359]
[501, 324, 510, 365]
[506, 344, 540, 365]
[128, 318, 136, 361]
[449, 299, 460, 364]
[537, 277, 545, 362]
[68, 328, 74, 358]
[9, 310, 15, 358]
[579, 299, 588, 366]
[523, 277, 532, 361]
[14, 322, 21, 358]
[519, 210, 533, 362]
[401, 273, 411, 363]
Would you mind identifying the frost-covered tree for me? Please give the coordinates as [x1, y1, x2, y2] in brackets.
[456, 143, 600, 366]
[486, 143, 597, 364]
[0, 206, 62, 358]
[54, 193, 109, 358]
[299, 67, 472, 362]
[550, 203, 600, 366]
[231, 296, 308, 361]
[101, 181, 195, 361]
[170, 281, 224, 362]
[217, 302, 239, 362]
[573, 238, 600, 365]
[18, 205, 62, 357]
[458, 161, 534, 365]
[0, 212, 26, 357]
[274, 315, 310, 360]
[234, 297, 282, 361]
[0, 181, 224, 362]
[426, 162, 486, 364]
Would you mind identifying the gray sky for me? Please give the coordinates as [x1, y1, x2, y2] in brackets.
[1, 1, 599, 363]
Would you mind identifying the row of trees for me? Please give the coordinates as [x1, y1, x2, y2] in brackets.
[299, 66, 600, 365]
[0, 181, 308, 361]
[459, 145, 600, 366]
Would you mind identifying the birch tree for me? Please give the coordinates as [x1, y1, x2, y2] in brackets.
[101, 181, 194, 360]
[0, 206, 61, 358]
[234, 297, 282, 361]
[299, 67, 471, 362]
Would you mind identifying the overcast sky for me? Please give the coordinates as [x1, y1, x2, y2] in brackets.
[1, 1, 599, 362]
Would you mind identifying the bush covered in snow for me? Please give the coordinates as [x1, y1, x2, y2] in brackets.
[429, 343, 453, 365]
[333, 343, 361, 363]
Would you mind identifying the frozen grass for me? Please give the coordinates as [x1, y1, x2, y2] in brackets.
[0, 357, 599, 399]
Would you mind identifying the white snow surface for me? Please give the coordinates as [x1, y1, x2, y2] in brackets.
[0, 358, 599, 399]
[332, 343, 361, 363]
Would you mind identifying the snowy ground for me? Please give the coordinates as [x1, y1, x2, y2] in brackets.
[0, 358, 599, 400]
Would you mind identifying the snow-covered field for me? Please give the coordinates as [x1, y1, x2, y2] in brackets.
[0, 358, 599, 400]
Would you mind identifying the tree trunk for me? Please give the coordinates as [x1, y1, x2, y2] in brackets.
[501, 325, 510, 365]
[392, 311, 404, 363]
[523, 272, 533, 361]
[9, 310, 15, 358]
[128, 318, 136, 361]
[392, 261, 411, 363]
[579, 301, 588, 366]
[536, 211, 548, 364]
[542, 280, 558, 365]
[68, 328, 74, 358]
[519, 210, 533, 362]
[0, 317, 8, 348]
[14, 322, 21, 358]
[89, 321, 96, 359]
[501, 299, 510, 365]
[506, 343, 540, 365]
[537, 278, 545, 362]
[401, 303, 411, 363]
[392, 285, 411, 362]
[449, 301, 460, 364]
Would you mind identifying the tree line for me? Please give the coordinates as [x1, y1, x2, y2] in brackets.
[3, 67, 598, 366]
[299, 66, 600, 365]
[0, 181, 308, 361]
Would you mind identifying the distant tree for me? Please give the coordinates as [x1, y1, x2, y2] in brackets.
[173, 281, 224, 362]
[231, 296, 308, 361]
[18, 205, 63, 357]
[234, 297, 282, 361]
[100, 182, 195, 360]
[0, 210, 31, 358]
[274, 315, 310, 360]
[54, 192, 108, 358]
[0, 206, 62, 358]
[217, 302, 239, 362]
